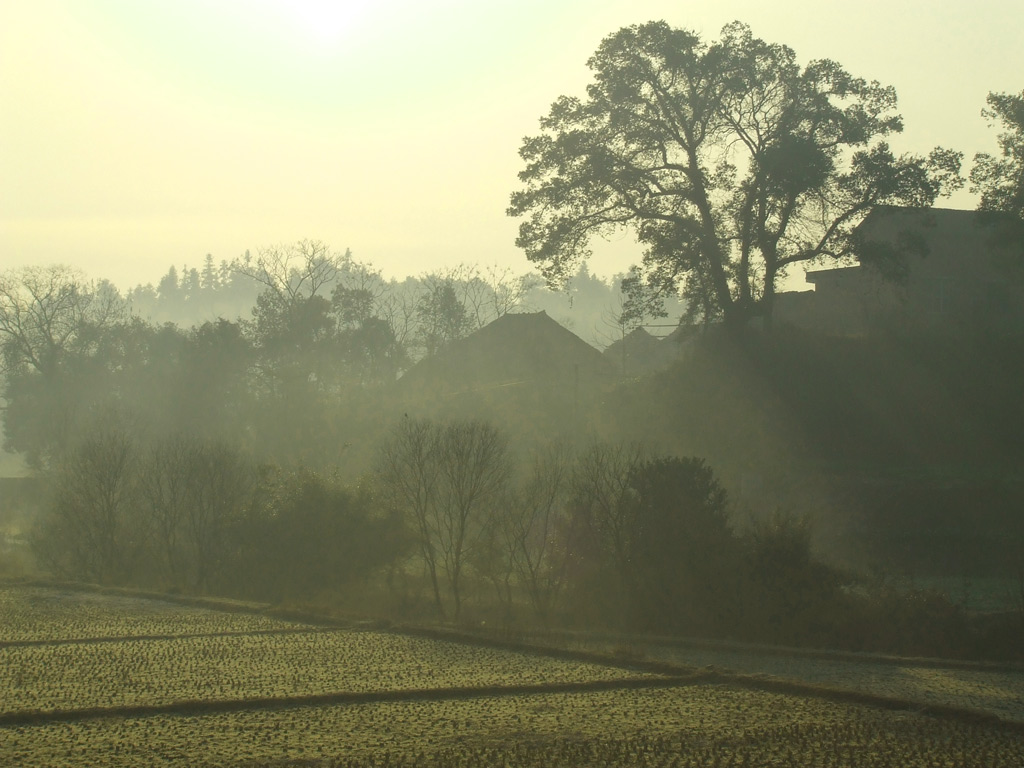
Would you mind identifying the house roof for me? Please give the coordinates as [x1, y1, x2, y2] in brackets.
[397, 310, 618, 397]
[603, 327, 674, 374]
[805, 266, 862, 283]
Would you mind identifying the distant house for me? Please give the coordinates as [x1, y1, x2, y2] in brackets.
[602, 327, 677, 376]
[775, 207, 1024, 336]
[395, 311, 619, 428]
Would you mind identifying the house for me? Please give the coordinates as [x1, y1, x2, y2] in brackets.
[395, 311, 619, 430]
[774, 207, 1024, 336]
[602, 327, 676, 376]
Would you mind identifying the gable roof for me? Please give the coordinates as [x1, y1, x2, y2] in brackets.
[397, 310, 618, 398]
[603, 327, 675, 375]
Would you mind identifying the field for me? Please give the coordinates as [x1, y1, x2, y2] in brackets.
[2, 585, 1024, 767]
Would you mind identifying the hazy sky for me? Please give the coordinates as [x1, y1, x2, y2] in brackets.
[2, 0, 1022, 290]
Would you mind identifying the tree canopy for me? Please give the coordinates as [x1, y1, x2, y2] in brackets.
[508, 21, 962, 329]
[971, 89, 1024, 220]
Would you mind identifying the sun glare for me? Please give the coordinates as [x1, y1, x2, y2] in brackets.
[258, 0, 374, 48]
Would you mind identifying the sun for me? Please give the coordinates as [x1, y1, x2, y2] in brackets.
[257, 0, 374, 49]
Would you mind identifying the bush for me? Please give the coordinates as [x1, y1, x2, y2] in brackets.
[228, 468, 407, 602]
[738, 510, 844, 646]
[624, 456, 739, 636]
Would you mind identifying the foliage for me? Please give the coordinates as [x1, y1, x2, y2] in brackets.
[29, 425, 405, 599]
[233, 468, 405, 601]
[415, 277, 473, 357]
[970, 89, 1024, 267]
[509, 21, 962, 329]
[624, 456, 738, 634]
[971, 89, 1024, 220]
[739, 509, 843, 645]
[563, 446, 739, 634]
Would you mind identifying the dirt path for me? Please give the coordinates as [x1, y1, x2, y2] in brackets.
[588, 639, 1024, 723]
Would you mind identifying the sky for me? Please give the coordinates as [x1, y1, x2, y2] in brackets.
[2, 0, 1023, 291]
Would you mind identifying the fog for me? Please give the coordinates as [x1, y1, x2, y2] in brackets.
[2, 4, 1024, 764]
[3, 1, 1022, 287]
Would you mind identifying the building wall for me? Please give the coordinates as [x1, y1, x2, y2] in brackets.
[775, 208, 1024, 336]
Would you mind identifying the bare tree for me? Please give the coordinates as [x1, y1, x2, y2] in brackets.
[377, 288, 419, 361]
[482, 264, 538, 321]
[434, 419, 510, 622]
[33, 412, 140, 583]
[232, 240, 348, 305]
[500, 442, 574, 626]
[377, 417, 511, 622]
[569, 442, 646, 620]
[377, 416, 446, 617]
[138, 434, 253, 592]
[0, 265, 124, 379]
[138, 434, 194, 588]
[0, 267, 128, 467]
[183, 440, 253, 592]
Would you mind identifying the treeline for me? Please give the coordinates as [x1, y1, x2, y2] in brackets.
[0, 245, 679, 472]
[30, 414, 1017, 659]
[28, 415, 800, 641]
[31, 418, 400, 602]
[124, 247, 680, 350]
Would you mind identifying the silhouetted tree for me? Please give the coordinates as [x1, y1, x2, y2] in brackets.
[377, 417, 510, 621]
[31, 412, 141, 583]
[566, 442, 645, 625]
[625, 456, 737, 634]
[233, 468, 403, 601]
[435, 419, 511, 621]
[378, 416, 446, 616]
[0, 266, 127, 466]
[509, 21, 963, 330]
[740, 509, 841, 644]
[0, 265, 125, 381]
[971, 89, 1024, 268]
[416, 277, 471, 357]
[494, 442, 574, 626]
[138, 433, 195, 588]
[332, 264, 408, 384]
[972, 89, 1024, 219]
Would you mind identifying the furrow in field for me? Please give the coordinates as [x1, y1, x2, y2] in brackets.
[0, 675, 688, 727]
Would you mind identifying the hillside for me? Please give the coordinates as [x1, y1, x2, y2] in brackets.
[603, 328, 1024, 575]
